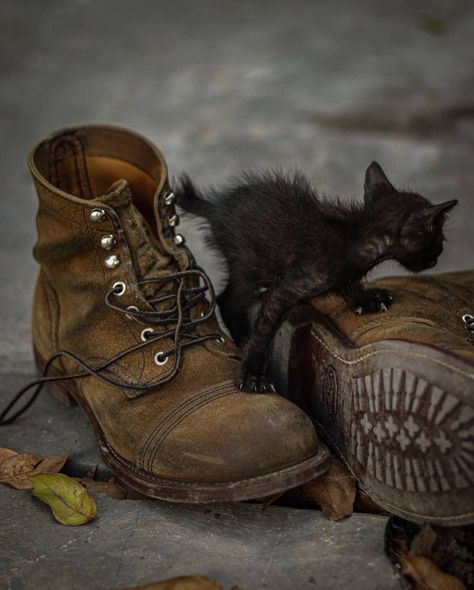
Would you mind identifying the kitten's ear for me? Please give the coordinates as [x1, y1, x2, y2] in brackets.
[364, 161, 395, 200]
[428, 199, 458, 224]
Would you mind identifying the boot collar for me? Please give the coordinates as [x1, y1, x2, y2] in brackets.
[28, 124, 190, 269]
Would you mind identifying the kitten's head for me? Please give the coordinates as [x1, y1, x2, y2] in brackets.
[364, 162, 457, 272]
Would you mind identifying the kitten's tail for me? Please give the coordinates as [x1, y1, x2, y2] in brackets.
[175, 175, 213, 219]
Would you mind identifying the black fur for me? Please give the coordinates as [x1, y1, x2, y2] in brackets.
[176, 162, 457, 392]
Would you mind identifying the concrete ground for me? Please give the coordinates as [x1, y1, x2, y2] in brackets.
[0, 0, 473, 588]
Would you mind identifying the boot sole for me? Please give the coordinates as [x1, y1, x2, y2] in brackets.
[268, 305, 474, 526]
[34, 347, 331, 503]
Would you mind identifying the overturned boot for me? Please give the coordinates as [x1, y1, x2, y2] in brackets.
[269, 271, 474, 525]
[0, 125, 330, 502]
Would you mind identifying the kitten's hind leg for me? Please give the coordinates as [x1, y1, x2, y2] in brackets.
[341, 282, 394, 314]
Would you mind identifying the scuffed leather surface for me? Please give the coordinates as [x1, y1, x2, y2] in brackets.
[30, 125, 321, 483]
[311, 271, 474, 364]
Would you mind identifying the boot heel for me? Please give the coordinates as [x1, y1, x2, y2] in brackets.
[33, 346, 77, 407]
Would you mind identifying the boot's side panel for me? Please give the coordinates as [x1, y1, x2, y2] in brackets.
[22, 124, 331, 502]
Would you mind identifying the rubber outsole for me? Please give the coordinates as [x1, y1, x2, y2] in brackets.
[35, 347, 331, 503]
[268, 305, 474, 526]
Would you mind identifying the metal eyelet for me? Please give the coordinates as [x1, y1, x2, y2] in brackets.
[200, 311, 207, 318]
[154, 352, 169, 366]
[215, 336, 225, 344]
[173, 234, 185, 246]
[100, 234, 116, 250]
[112, 282, 126, 296]
[168, 214, 179, 227]
[105, 255, 120, 269]
[126, 305, 139, 320]
[164, 191, 175, 206]
[90, 208, 106, 222]
[141, 328, 154, 342]
[462, 313, 474, 325]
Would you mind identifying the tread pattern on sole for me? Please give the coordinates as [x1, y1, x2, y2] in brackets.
[350, 368, 474, 493]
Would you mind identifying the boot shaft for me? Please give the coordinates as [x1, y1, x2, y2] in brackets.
[29, 124, 189, 275]
[29, 125, 231, 392]
[10, 125, 328, 502]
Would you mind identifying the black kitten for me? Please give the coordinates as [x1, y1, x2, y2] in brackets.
[176, 162, 457, 392]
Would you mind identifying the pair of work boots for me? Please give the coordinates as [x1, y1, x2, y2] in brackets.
[1, 125, 473, 526]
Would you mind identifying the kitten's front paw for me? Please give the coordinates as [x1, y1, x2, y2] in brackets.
[235, 363, 275, 393]
[352, 288, 394, 315]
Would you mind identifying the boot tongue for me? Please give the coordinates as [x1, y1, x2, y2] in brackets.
[94, 180, 174, 287]
[97, 179, 132, 208]
[94, 181, 215, 337]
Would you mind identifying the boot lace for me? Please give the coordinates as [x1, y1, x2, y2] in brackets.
[0, 268, 222, 426]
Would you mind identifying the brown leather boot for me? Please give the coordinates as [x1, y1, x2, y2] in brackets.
[1, 125, 330, 501]
[269, 271, 474, 525]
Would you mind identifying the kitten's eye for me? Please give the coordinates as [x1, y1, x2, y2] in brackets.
[414, 228, 430, 238]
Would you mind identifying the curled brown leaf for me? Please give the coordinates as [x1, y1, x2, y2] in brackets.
[410, 525, 437, 558]
[353, 488, 387, 515]
[399, 553, 466, 590]
[284, 457, 356, 520]
[0, 447, 68, 490]
[79, 478, 128, 500]
[253, 491, 284, 509]
[0, 447, 17, 463]
[78, 476, 148, 500]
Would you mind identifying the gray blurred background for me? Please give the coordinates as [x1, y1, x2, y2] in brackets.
[0, 1, 473, 588]
[1, 0, 473, 368]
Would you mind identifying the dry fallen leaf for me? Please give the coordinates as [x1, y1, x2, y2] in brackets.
[410, 525, 437, 558]
[84, 464, 98, 479]
[284, 457, 356, 520]
[30, 473, 96, 526]
[385, 516, 472, 589]
[0, 447, 68, 489]
[0, 447, 18, 463]
[121, 575, 223, 590]
[77, 476, 148, 500]
[253, 491, 284, 509]
[78, 477, 128, 500]
[399, 553, 466, 590]
[353, 488, 387, 515]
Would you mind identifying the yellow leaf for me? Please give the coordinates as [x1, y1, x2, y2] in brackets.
[29, 473, 96, 526]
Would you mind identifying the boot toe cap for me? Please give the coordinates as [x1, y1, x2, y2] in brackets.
[141, 384, 322, 483]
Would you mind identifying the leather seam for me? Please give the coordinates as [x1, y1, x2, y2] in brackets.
[145, 389, 236, 472]
[138, 381, 235, 469]
[42, 272, 60, 353]
[311, 331, 474, 379]
[139, 382, 234, 468]
[106, 439, 327, 486]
